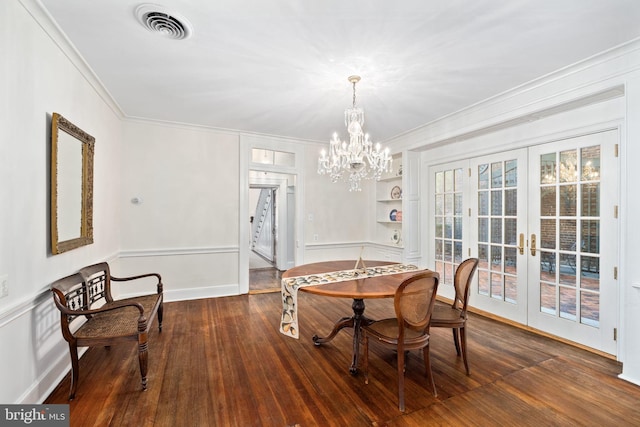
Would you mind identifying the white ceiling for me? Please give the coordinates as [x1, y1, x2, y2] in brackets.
[40, 0, 640, 143]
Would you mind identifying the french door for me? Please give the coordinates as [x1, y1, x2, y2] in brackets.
[468, 149, 528, 324]
[430, 130, 618, 354]
[527, 131, 618, 354]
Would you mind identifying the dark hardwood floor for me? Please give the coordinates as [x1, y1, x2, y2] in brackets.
[45, 274, 640, 426]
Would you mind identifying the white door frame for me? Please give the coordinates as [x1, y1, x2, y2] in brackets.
[239, 135, 305, 294]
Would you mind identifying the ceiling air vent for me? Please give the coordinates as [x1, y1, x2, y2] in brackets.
[135, 4, 193, 40]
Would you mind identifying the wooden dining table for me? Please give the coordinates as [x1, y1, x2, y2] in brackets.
[283, 260, 430, 374]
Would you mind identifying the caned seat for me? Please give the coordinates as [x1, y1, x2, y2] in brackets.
[51, 262, 163, 400]
[361, 271, 439, 412]
[430, 258, 478, 375]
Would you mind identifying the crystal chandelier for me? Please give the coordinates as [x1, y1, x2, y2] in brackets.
[317, 75, 392, 191]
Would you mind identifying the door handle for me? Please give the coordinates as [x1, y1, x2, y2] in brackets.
[530, 234, 537, 256]
[518, 233, 525, 255]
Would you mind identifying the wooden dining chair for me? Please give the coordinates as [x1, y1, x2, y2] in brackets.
[430, 257, 479, 375]
[362, 271, 439, 412]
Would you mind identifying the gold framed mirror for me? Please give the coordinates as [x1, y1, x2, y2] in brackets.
[51, 113, 94, 255]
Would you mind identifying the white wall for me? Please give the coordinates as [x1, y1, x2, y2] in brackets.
[115, 120, 241, 300]
[0, 0, 123, 403]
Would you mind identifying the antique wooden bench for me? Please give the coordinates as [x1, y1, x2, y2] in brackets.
[51, 262, 163, 400]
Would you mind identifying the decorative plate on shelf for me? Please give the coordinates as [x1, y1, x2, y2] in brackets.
[389, 209, 397, 221]
[390, 185, 402, 200]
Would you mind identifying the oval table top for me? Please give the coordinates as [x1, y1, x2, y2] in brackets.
[283, 260, 429, 299]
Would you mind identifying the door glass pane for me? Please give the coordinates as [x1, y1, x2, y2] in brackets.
[491, 273, 503, 299]
[559, 219, 576, 251]
[435, 172, 444, 193]
[582, 220, 600, 254]
[540, 153, 556, 184]
[505, 247, 517, 274]
[505, 274, 517, 304]
[445, 170, 453, 192]
[540, 251, 556, 281]
[505, 160, 517, 187]
[435, 194, 444, 215]
[435, 217, 443, 237]
[445, 194, 453, 216]
[478, 192, 489, 215]
[560, 150, 578, 183]
[491, 245, 502, 271]
[559, 185, 577, 216]
[491, 218, 502, 244]
[491, 162, 503, 188]
[559, 287, 577, 321]
[559, 254, 576, 286]
[581, 291, 599, 327]
[478, 164, 489, 189]
[478, 218, 488, 242]
[491, 190, 502, 215]
[504, 218, 517, 246]
[454, 241, 463, 263]
[581, 257, 600, 291]
[444, 217, 452, 239]
[435, 240, 443, 260]
[478, 244, 489, 295]
[455, 168, 463, 191]
[505, 189, 517, 216]
[454, 193, 463, 215]
[581, 183, 600, 216]
[541, 283, 556, 314]
[581, 146, 600, 181]
[454, 217, 462, 240]
[540, 187, 556, 216]
[540, 219, 556, 249]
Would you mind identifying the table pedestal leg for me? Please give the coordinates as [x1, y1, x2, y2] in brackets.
[349, 298, 365, 374]
[312, 298, 368, 375]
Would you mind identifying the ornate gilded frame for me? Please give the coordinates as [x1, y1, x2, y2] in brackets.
[51, 113, 95, 254]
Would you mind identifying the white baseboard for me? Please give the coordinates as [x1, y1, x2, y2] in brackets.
[119, 283, 240, 303]
[19, 347, 87, 404]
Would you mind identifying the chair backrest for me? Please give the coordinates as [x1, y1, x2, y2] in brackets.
[394, 271, 440, 336]
[78, 262, 114, 304]
[452, 258, 479, 313]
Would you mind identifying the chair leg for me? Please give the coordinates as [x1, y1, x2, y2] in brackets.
[158, 302, 163, 332]
[423, 345, 437, 397]
[397, 348, 405, 412]
[460, 326, 469, 375]
[452, 328, 461, 356]
[363, 335, 370, 385]
[68, 342, 79, 401]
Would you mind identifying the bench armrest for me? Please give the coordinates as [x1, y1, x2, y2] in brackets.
[112, 273, 163, 294]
